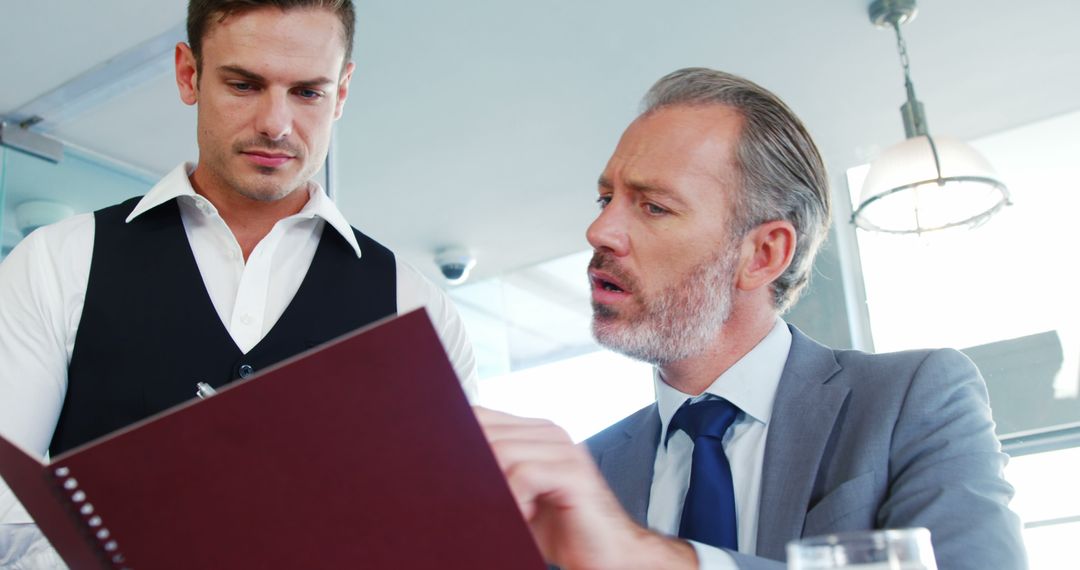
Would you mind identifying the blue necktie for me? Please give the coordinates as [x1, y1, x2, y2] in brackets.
[666, 398, 741, 550]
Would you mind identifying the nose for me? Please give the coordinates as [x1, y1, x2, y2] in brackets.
[586, 196, 630, 257]
[255, 90, 292, 141]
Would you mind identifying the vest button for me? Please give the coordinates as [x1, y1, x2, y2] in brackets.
[238, 364, 255, 378]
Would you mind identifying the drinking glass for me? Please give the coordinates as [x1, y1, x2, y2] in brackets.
[787, 528, 937, 569]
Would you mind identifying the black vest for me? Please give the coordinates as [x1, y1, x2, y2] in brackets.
[51, 197, 396, 455]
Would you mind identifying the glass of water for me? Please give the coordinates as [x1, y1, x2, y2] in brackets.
[787, 528, 937, 569]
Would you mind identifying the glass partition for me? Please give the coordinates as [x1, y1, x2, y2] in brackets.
[0, 147, 156, 258]
[0, 148, 7, 259]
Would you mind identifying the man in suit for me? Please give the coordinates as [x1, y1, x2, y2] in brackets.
[477, 68, 1026, 569]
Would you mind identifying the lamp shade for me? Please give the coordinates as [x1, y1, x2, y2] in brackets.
[853, 135, 1010, 233]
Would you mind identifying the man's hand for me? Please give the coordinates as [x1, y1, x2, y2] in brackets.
[475, 407, 697, 570]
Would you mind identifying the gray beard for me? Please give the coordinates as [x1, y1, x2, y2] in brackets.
[591, 248, 738, 365]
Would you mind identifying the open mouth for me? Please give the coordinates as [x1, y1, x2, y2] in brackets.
[590, 270, 630, 296]
[598, 278, 623, 292]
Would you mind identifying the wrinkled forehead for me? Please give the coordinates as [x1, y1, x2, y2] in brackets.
[606, 105, 744, 191]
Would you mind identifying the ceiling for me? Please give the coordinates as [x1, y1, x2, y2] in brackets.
[2, 0, 1079, 285]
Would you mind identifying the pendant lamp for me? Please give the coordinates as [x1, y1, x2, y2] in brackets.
[852, 0, 1010, 234]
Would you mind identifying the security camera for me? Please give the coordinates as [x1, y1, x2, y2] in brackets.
[434, 247, 476, 285]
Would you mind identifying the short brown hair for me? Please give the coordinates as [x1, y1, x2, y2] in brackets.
[642, 68, 831, 312]
[187, 0, 355, 72]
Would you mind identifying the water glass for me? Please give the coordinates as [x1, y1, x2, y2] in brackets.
[787, 528, 937, 569]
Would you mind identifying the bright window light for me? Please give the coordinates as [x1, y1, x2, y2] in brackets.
[476, 348, 653, 442]
[1004, 447, 1080, 570]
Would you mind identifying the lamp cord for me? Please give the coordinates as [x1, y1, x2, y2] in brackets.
[892, 21, 922, 129]
[892, 22, 912, 89]
[892, 19, 944, 212]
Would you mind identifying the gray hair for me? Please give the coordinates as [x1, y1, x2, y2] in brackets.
[641, 67, 831, 312]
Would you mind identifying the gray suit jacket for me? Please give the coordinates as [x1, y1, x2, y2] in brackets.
[586, 326, 1026, 570]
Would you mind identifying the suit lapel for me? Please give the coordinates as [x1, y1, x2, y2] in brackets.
[755, 326, 849, 559]
[595, 406, 661, 526]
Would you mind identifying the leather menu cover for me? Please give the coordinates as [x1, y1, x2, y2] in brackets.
[1, 309, 546, 569]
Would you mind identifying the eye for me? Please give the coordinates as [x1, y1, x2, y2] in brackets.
[229, 81, 256, 93]
[295, 88, 324, 100]
[596, 195, 612, 209]
[644, 203, 669, 215]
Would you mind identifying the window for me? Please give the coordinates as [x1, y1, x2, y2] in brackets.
[477, 349, 653, 442]
[450, 250, 654, 441]
[848, 110, 1080, 437]
[1004, 446, 1080, 570]
[848, 109, 1080, 566]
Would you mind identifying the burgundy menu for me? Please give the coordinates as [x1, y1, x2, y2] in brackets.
[0, 309, 545, 569]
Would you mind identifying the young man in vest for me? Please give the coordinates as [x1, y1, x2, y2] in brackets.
[478, 68, 1025, 569]
[0, 0, 477, 538]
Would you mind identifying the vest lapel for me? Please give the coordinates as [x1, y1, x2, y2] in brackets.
[755, 326, 848, 560]
[242, 223, 396, 369]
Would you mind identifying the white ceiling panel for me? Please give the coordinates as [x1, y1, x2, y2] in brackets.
[55, 74, 196, 175]
[0, 1, 185, 111]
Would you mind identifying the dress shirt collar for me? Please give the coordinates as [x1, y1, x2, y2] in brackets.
[124, 162, 362, 258]
[655, 318, 792, 440]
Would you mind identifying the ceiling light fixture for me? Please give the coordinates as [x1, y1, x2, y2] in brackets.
[852, 0, 1010, 234]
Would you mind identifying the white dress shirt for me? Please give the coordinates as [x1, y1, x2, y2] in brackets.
[647, 319, 792, 569]
[0, 163, 478, 524]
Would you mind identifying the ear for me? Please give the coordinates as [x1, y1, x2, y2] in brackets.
[734, 220, 796, 293]
[333, 61, 356, 120]
[175, 43, 199, 106]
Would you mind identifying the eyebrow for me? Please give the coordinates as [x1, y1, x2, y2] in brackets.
[597, 175, 683, 202]
[217, 65, 336, 88]
[595, 175, 691, 212]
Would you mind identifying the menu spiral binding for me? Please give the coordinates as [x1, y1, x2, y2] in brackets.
[52, 466, 129, 569]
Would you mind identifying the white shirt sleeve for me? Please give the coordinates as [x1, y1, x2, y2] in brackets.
[394, 260, 479, 402]
[0, 215, 94, 523]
